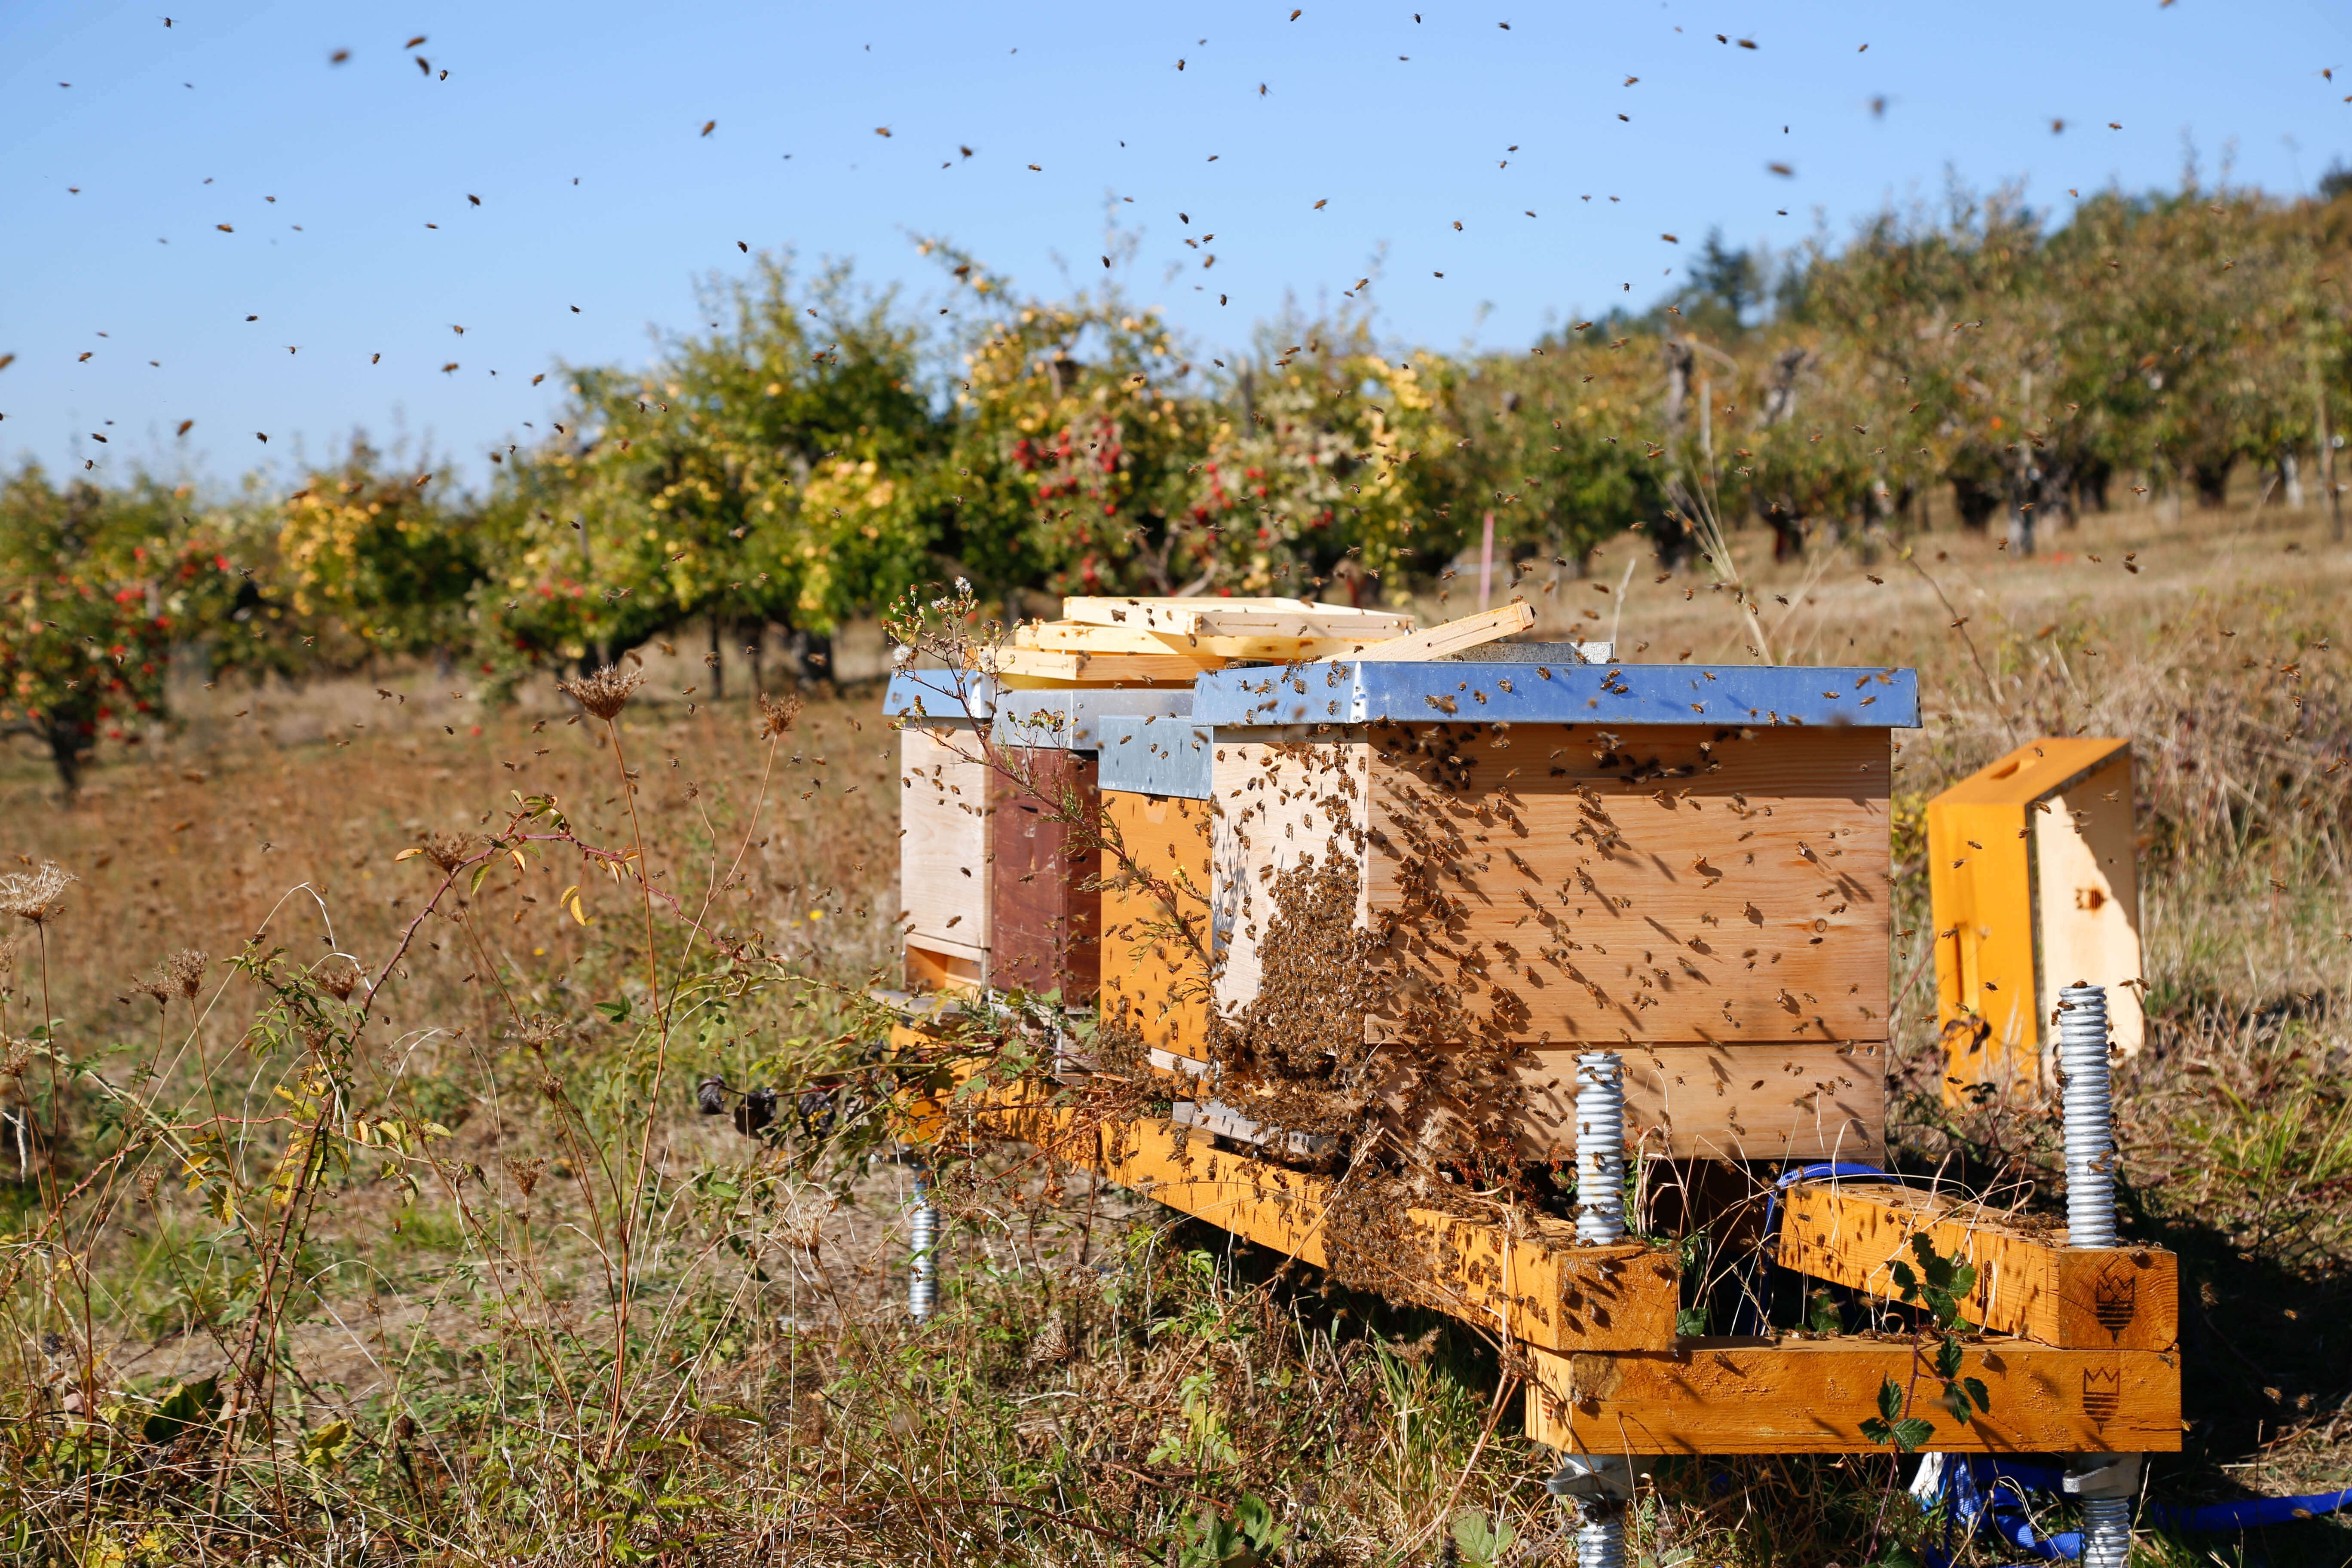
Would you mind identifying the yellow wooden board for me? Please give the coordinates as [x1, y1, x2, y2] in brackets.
[1777, 1180, 2177, 1351]
[892, 1056, 1684, 1355]
[1093, 1116, 1681, 1353]
[1099, 790, 1215, 1054]
[1061, 596, 1415, 640]
[1353, 600, 1534, 661]
[978, 646, 1210, 686]
[1525, 1337, 2182, 1454]
[1016, 619, 1409, 663]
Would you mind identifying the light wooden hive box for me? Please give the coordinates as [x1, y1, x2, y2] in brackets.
[1155, 656, 1923, 1163]
[886, 669, 999, 994]
[1928, 736, 2143, 1103]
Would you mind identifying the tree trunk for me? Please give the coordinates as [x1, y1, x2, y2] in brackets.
[2192, 459, 2234, 508]
[44, 717, 83, 799]
[1951, 476, 2002, 533]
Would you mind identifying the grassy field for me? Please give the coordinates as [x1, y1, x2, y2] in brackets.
[1, 496, 2348, 1565]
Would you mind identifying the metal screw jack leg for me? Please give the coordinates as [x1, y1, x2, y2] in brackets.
[2057, 983, 2117, 1249]
[2066, 1452, 2141, 1568]
[907, 1166, 937, 1323]
[1546, 1453, 1635, 1568]
[1575, 1051, 1626, 1245]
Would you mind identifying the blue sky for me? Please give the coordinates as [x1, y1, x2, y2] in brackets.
[5, 0, 2351, 492]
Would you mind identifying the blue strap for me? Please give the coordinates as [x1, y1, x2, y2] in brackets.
[1932, 1454, 2352, 1561]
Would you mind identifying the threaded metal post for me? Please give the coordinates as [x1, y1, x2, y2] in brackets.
[2078, 1495, 2131, 1567]
[1574, 1506, 1627, 1568]
[1575, 1051, 1626, 1245]
[908, 1168, 937, 1322]
[2057, 983, 2117, 1249]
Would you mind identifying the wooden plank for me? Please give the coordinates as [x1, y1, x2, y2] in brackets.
[897, 1066, 1681, 1354]
[989, 748, 1103, 1001]
[1362, 723, 1891, 1047]
[1098, 1117, 1679, 1352]
[899, 726, 992, 964]
[1354, 601, 1534, 662]
[1099, 790, 1214, 1053]
[1063, 597, 1415, 640]
[1499, 1041, 1884, 1161]
[905, 941, 984, 995]
[1209, 739, 1371, 1019]
[979, 646, 1210, 686]
[1020, 619, 1411, 663]
[1525, 1338, 2182, 1454]
[1777, 1181, 2177, 1351]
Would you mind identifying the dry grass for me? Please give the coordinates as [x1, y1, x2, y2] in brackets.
[0, 495, 2346, 1564]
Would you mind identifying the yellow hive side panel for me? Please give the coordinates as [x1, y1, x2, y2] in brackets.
[2033, 753, 2144, 1060]
[1929, 797, 2037, 1100]
[1099, 791, 1214, 1054]
[899, 726, 993, 973]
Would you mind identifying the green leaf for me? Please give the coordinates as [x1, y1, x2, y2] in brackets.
[596, 998, 632, 1024]
[142, 1374, 221, 1444]
[1890, 1259, 1919, 1299]
[1875, 1375, 1905, 1424]
[1934, 1336, 1963, 1382]
[1892, 1416, 1935, 1450]
[1963, 1375, 1992, 1415]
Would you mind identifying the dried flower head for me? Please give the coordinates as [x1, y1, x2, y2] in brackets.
[510, 1156, 548, 1198]
[136, 1167, 160, 1204]
[517, 1013, 563, 1048]
[558, 664, 644, 721]
[2, 1039, 28, 1079]
[758, 690, 804, 740]
[315, 960, 361, 1001]
[132, 967, 175, 1009]
[165, 949, 208, 1001]
[0, 862, 76, 927]
[422, 831, 474, 873]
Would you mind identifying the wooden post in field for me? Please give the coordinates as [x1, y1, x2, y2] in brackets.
[2315, 342, 2343, 542]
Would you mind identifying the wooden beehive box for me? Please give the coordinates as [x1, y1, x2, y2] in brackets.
[1929, 736, 2142, 1103]
[887, 669, 997, 993]
[1189, 657, 1920, 1162]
